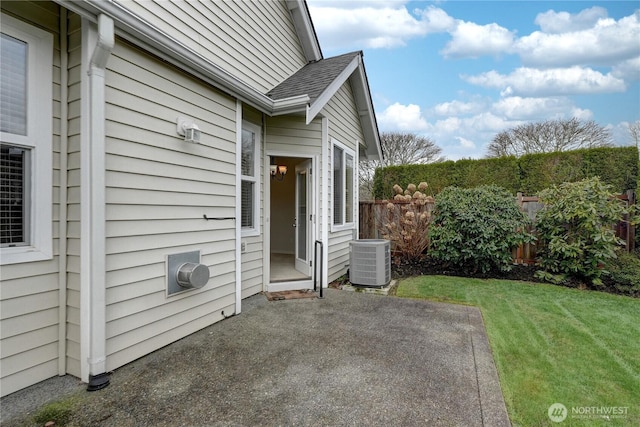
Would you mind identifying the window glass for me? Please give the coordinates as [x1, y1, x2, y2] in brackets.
[240, 122, 259, 235]
[241, 129, 255, 177]
[345, 153, 354, 223]
[333, 146, 343, 225]
[0, 34, 28, 136]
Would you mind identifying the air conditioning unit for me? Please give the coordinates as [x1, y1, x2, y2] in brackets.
[349, 239, 391, 287]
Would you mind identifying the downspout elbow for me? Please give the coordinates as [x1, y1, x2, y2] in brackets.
[90, 14, 114, 70]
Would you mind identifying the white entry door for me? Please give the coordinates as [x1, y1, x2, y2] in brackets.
[294, 160, 312, 276]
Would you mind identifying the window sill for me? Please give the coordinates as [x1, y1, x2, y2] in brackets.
[1, 246, 53, 265]
[330, 223, 355, 233]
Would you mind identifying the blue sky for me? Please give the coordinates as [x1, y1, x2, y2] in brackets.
[307, 1, 640, 159]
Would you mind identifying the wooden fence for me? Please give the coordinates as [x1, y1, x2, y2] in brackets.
[359, 190, 636, 264]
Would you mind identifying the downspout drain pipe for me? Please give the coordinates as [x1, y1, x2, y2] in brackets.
[86, 13, 114, 392]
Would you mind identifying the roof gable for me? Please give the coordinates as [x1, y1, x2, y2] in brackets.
[267, 51, 382, 160]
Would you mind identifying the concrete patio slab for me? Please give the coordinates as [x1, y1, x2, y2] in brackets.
[1, 289, 510, 426]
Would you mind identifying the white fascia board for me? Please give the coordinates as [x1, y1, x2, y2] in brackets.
[55, 0, 290, 115]
[286, 0, 322, 62]
[305, 55, 359, 124]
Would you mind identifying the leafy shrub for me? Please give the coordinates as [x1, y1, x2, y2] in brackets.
[534, 177, 631, 286]
[379, 182, 433, 259]
[429, 185, 534, 274]
[602, 250, 640, 296]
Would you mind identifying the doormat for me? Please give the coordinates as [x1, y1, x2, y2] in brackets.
[264, 289, 317, 301]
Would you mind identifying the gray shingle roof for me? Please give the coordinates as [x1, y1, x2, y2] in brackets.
[266, 51, 361, 102]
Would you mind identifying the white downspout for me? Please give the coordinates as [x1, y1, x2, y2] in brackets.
[81, 14, 114, 390]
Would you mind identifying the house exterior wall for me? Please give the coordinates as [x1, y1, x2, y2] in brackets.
[323, 82, 364, 282]
[114, 0, 307, 93]
[102, 39, 238, 372]
[0, 1, 62, 397]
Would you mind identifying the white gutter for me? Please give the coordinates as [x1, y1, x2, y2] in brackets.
[81, 14, 114, 391]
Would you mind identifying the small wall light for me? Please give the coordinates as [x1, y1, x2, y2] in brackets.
[270, 158, 287, 181]
[176, 116, 201, 143]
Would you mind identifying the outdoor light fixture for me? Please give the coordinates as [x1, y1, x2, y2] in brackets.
[176, 116, 201, 143]
[270, 158, 287, 181]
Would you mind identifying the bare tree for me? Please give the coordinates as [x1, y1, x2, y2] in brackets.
[629, 120, 640, 151]
[359, 131, 443, 200]
[486, 118, 613, 158]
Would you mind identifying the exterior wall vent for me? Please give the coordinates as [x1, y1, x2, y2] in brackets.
[166, 250, 210, 296]
[349, 239, 391, 287]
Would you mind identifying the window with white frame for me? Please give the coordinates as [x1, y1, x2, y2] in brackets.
[240, 121, 260, 235]
[1, 14, 53, 264]
[332, 141, 355, 228]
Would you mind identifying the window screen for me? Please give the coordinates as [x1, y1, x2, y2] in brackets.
[241, 180, 254, 228]
[0, 145, 29, 246]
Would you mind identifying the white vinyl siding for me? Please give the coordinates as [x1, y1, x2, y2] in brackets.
[322, 83, 364, 282]
[102, 39, 237, 373]
[114, 0, 306, 93]
[0, 1, 60, 397]
[65, 10, 82, 378]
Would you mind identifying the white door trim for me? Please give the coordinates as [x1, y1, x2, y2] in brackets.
[264, 153, 316, 292]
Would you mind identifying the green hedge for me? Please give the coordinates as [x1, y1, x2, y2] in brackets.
[372, 146, 638, 199]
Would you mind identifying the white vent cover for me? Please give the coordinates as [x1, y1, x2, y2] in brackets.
[349, 239, 391, 287]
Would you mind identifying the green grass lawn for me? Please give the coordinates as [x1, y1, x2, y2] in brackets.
[397, 276, 640, 426]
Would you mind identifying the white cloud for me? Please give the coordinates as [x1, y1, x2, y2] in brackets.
[612, 56, 640, 81]
[442, 21, 515, 58]
[534, 6, 608, 33]
[456, 137, 476, 149]
[492, 96, 593, 121]
[433, 99, 484, 116]
[377, 103, 429, 131]
[307, 3, 454, 51]
[463, 67, 627, 96]
[515, 10, 640, 67]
